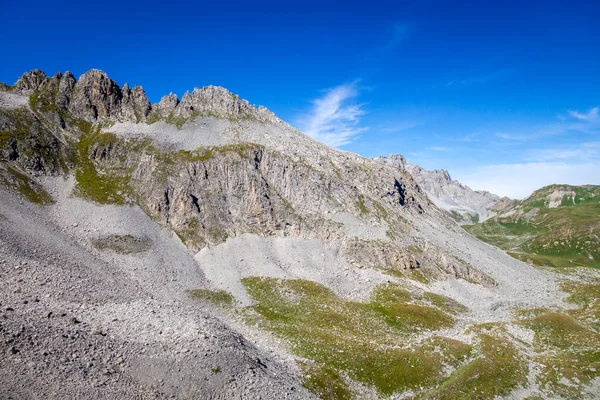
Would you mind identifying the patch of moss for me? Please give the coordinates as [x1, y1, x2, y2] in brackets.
[91, 234, 152, 254]
[421, 333, 528, 399]
[424, 292, 469, 315]
[0, 165, 54, 204]
[370, 284, 455, 331]
[72, 129, 132, 205]
[300, 362, 352, 400]
[175, 217, 202, 246]
[241, 277, 468, 396]
[190, 289, 234, 307]
[518, 306, 600, 397]
[356, 194, 369, 215]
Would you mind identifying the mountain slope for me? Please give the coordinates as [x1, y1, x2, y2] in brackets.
[465, 184, 600, 269]
[375, 154, 501, 224]
[1, 69, 598, 399]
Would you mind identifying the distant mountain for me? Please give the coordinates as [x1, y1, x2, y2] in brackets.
[465, 184, 600, 268]
[375, 154, 502, 224]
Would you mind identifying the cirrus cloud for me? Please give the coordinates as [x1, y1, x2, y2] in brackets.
[297, 82, 366, 147]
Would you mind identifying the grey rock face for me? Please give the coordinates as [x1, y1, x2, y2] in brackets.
[20, 68, 277, 126]
[376, 154, 501, 224]
[119, 83, 151, 122]
[153, 93, 179, 119]
[0, 106, 70, 175]
[56, 72, 76, 109]
[69, 69, 124, 120]
[13, 69, 48, 94]
[171, 85, 279, 123]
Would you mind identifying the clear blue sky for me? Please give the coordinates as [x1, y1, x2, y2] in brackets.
[2, 0, 599, 198]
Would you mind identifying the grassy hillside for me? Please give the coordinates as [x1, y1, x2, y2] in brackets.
[465, 185, 600, 269]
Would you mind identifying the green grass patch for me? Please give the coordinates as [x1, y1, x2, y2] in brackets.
[465, 185, 600, 269]
[72, 129, 132, 205]
[424, 292, 469, 315]
[369, 284, 455, 331]
[189, 289, 234, 307]
[300, 362, 352, 400]
[355, 194, 369, 215]
[241, 277, 469, 396]
[421, 333, 528, 399]
[0, 165, 54, 204]
[91, 234, 152, 254]
[518, 306, 600, 398]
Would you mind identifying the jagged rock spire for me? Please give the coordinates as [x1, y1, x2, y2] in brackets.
[13, 68, 280, 125]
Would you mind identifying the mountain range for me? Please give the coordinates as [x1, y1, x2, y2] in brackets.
[374, 154, 502, 224]
[0, 69, 598, 399]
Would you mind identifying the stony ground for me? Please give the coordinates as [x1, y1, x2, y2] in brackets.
[0, 184, 315, 399]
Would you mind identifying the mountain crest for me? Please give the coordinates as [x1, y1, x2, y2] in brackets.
[10, 68, 280, 126]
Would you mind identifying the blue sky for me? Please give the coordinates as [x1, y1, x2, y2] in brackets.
[2, 0, 599, 198]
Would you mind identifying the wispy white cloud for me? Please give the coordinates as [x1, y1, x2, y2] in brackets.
[456, 161, 600, 199]
[298, 82, 366, 147]
[525, 142, 600, 162]
[495, 132, 535, 141]
[568, 107, 599, 122]
[495, 105, 600, 143]
[430, 146, 450, 152]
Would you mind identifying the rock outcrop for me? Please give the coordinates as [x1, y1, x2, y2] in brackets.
[70, 69, 131, 120]
[13, 69, 48, 94]
[375, 154, 501, 224]
[152, 93, 179, 119]
[12, 69, 278, 126]
[170, 86, 279, 123]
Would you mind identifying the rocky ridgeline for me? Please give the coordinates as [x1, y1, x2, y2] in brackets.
[9, 69, 279, 124]
[375, 154, 501, 224]
[0, 68, 491, 286]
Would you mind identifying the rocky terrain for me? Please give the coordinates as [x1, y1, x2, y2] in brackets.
[375, 154, 502, 224]
[0, 69, 599, 399]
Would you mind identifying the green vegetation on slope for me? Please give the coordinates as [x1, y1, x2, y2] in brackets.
[420, 331, 528, 399]
[510, 279, 600, 398]
[189, 289, 235, 307]
[91, 234, 152, 254]
[299, 363, 352, 400]
[72, 129, 132, 205]
[465, 184, 600, 268]
[241, 277, 482, 396]
[0, 165, 54, 204]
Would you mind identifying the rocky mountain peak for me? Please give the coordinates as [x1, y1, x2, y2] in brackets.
[15, 68, 281, 126]
[170, 84, 279, 123]
[13, 69, 48, 94]
[120, 83, 151, 122]
[377, 154, 411, 170]
[428, 169, 452, 184]
[153, 93, 180, 119]
[57, 71, 76, 108]
[69, 69, 125, 120]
